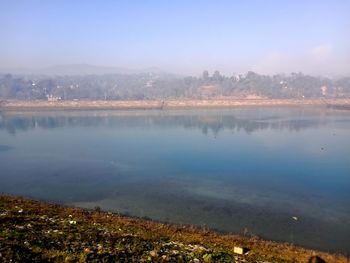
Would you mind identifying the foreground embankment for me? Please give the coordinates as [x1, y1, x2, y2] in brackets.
[1, 98, 350, 110]
[0, 195, 347, 262]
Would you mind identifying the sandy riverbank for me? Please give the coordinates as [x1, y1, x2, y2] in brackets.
[1, 98, 350, 110]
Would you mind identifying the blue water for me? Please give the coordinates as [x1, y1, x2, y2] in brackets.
[0, 107, 349, 253]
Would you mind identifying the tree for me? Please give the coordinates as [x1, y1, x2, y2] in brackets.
[213, 70, 222, 82]
[202, 70, 209, 80]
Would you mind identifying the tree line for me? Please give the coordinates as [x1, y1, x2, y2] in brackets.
[0, 71, 349, 100]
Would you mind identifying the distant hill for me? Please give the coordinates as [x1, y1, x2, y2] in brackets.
[0, 64, 177, 77]
[0, 64, 135, 76]
[40, 64, 135, 76]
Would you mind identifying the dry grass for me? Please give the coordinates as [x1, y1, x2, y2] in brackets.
[0, 195, 348, 262]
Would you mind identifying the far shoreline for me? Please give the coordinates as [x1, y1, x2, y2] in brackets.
[1, 98, 350, 111]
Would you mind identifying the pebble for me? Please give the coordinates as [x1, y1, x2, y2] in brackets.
[149, 250, 157, 257]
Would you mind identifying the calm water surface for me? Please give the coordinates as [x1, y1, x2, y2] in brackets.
[0, 107, 349, 253]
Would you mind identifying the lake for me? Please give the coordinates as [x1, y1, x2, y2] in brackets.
[0, 107, 349, 253]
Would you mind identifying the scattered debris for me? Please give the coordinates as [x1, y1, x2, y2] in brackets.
[234, 246, 249, 255]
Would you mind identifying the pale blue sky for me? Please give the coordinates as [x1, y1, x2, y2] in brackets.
[1, 0, 349, 75]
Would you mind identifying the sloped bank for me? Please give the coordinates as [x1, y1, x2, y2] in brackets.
[1, 98, 350, 110]
[0, 195, 346, 262]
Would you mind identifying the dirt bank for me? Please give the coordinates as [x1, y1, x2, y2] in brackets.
[0, 195, 347, 262]
[1, 98, 350, 110]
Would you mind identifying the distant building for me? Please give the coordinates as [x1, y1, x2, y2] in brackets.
[320, 86, 327, 96]
[146, 80, 154, 87]
[232, 74, 241, 81]
[47, 94, 61, 102]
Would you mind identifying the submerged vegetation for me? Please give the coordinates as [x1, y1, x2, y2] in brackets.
[0, 195, 347, 262]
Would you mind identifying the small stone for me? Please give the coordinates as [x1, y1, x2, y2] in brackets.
[150, 250, 157, 257]
[309, 255, 326, 263]
[193, 245, 205, 251]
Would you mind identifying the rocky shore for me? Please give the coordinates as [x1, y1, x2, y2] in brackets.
[1, 98, 350, 110]
[0, 195, 347, 262]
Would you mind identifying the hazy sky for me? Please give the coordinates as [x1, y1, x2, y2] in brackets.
[1, 0, 349, 76]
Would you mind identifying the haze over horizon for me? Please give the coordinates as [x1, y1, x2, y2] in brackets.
[1, 0, 349, 77]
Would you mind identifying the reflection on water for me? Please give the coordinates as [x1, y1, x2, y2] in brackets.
[0, 144, 13, 152]
[1, 108, 347, 135]
[0, 108, 349, 253]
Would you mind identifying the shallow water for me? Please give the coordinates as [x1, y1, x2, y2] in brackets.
[0, 107, 349, 253]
